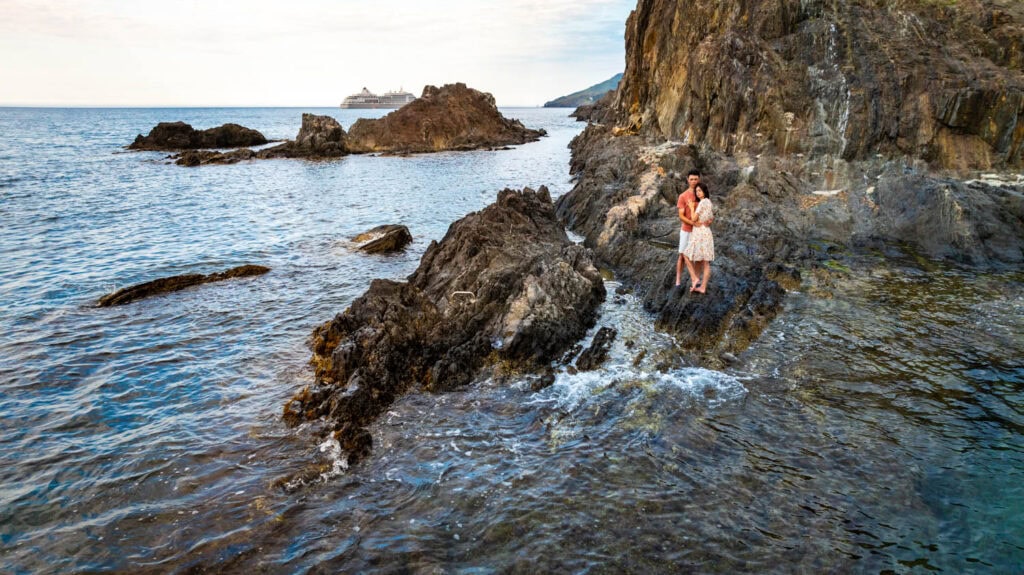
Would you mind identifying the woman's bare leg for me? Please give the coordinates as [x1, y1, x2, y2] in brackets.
[685, 256, 698, 288]
[696, 261, 711, 293]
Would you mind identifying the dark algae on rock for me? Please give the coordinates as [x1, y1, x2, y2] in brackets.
[284, 187, 604, 463]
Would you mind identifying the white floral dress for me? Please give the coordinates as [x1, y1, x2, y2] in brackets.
[682, 199, 715, 262]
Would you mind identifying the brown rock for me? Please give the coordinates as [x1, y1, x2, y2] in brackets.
[614, 0, 1024, 170]
[128, 122, 268, 151]
[284, 187, 605, 463]
[258, 114, 348, 159]
[345, 83, 546, 154]
[351, 224, 413, 254]
[98, 265, 270, 306]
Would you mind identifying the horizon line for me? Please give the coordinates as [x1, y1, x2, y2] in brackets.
[0, 103, 568, 109]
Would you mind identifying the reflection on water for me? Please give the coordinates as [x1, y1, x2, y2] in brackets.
[1, 108, 1022, 573]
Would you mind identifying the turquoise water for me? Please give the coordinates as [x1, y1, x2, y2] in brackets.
[0, 107, 1022, 573]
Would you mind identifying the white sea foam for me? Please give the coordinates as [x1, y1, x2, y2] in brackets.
[528, 279, 748, 412]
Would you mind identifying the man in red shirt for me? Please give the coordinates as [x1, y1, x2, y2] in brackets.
[675, 170, 701, 289]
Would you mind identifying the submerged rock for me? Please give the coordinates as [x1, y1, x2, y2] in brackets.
[284, 187, 604, 463]
[172, 148, 256, 166]
[345, 83, 546, 154]
[129, 122, 268, 151]
[98, 265, 269, 306]
[258, 113, 348, 159]
[351, 224, 413, 254]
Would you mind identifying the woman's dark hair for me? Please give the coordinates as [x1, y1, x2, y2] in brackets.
[695, 182, 710, 200]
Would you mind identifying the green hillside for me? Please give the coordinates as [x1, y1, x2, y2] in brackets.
[544, 73, 623, 108]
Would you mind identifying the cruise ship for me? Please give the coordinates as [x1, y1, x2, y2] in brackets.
[340, 87, 417, 109]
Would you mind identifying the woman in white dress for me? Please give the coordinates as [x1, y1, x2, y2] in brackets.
[682, 183, 715, 293]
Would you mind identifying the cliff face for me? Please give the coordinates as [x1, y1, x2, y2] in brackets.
[615, 0, 1024, 170]
[557, 0, 1024, 365]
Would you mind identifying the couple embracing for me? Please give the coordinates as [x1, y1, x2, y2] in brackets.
[675, 170, 715, 293]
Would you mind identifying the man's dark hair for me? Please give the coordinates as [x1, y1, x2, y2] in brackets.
[687, 169, 701, 178]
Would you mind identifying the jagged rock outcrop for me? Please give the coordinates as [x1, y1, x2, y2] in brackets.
[557, 0, 1024, 365]
[98, 265, 270, 306]
[284, 187, 604, 462]
[614, 0, 1024, 171]
[128, 122, 268, 151]
[571, 91, 616, 124]
[345, 83, 546, 154]
[351, 224, 413, 254]
[258, 114, 348, 159]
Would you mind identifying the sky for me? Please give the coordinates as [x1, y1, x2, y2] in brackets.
[0, 0, 634, 107]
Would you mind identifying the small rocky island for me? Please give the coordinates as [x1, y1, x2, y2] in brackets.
[135, 83, 545, 165]
[345, 83, 546, 153]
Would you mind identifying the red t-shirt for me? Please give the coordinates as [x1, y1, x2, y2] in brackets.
[677, 189, 696, 233]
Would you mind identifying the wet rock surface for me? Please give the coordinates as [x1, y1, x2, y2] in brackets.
[128, 122, 268, 151]
[284, 187, 605, 462]
[258, 114, 348, 159]
[97, 265, 270, 306]
[351, 224, 413, 254]
[575, 326, 618, 371]
[345, 83, 546, 154]
[557, 131, 1023, 365]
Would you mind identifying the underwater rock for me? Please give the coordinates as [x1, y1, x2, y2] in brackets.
[173, 148, 256, 166]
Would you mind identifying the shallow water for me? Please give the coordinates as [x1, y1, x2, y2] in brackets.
[1, 108, 1022, 573]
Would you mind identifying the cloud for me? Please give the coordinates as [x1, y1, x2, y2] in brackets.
[0, 0, 635, 106]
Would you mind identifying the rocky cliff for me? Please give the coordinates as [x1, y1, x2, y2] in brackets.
[557, 0, 1024, 365]
[614, 0, 1023, 171]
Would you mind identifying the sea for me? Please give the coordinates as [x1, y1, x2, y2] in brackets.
[0, 107, 1022, 573]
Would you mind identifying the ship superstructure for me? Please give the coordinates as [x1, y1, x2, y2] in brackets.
[340, 87, 416, 109]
